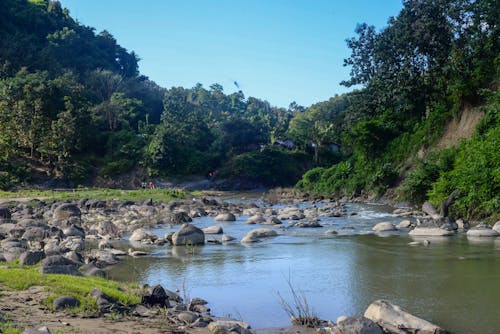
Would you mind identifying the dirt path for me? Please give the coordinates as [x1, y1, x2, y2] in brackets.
[0, 285, 198, 334]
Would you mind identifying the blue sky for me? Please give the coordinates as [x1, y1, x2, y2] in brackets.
[59, 0, 403, 108]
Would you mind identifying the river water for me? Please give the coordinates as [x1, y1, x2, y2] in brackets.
[108, 201, 500, 333]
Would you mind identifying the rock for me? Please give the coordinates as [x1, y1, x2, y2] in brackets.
[336, 316, 383, 334]
[22, 227, 49, 241]
[0, 206, 11, 222]
[97, 221, 121, 238]
[208, 320, 252, 334]
[241, 228, 277, 243]
[215, 213, 236, 221]
[80, 263, 106, 277]
[40, 255, 81, 276]
[263, 216, 282, 225]
[22, 327, 51, 334]
[245, 215, 265, 224]
[133, 304, 154, 317]
[455, 219, 470, 230]
[397, 220, 412, 228]
[129, 228, 157, 243]
[364, 300, 447, 334]
[63, 225, 85, 238]
[19, 250, 45, 265]
[53, 203, 81, 220]
[141, 284, 170, 307]
[372, 222, 396, 232]
[88, 249, 120, 266]
[221, 235, 236, 243]
[203, 226, 223, 234]
[53, 296, 80, 310]
[409, 227, 455, 236]
[177, 311, 199, 323]
[171, 211, 193, 224]
[291, 220, 322, 228]
[466, 224, 499, 237]
[172, 223, 205, 246]
[493, 221, 500, 233]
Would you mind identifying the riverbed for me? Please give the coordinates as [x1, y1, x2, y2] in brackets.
[108, 201, 500, 334]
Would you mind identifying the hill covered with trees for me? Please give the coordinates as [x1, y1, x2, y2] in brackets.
[0, 0, 498, 220]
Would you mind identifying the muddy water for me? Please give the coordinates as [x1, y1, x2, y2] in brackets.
[108, 203, 500, 333]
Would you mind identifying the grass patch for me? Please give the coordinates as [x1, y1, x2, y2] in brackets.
[0, 188, 186, 203]
[0, 264, 142, 315]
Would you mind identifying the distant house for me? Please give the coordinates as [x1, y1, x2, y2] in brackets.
[273, 139, 296, 150]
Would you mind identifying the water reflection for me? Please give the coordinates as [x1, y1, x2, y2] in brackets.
[107, 203, 500, 333]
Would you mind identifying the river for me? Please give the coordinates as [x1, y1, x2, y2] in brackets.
[108, 201, 500, 333]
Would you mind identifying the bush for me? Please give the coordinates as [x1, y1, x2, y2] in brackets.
[221, 147, 310, 187]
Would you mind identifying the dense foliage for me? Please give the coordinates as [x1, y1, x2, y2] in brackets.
[0, 0, 301, 188]
[295, 0, 499, 219]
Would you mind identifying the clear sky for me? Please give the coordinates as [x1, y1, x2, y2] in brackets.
[59, 0, 403, 108]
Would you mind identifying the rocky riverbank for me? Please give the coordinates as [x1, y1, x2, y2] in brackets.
[0, 191, 498, 333]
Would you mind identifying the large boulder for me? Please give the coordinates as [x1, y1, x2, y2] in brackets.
[19, 250, 45, 266]
[493, 221, 500, 233]
[22, 227, 49, 241]
[40, 255, 82, 276]
[466, 224, 499, 237]
[141, 284, 170, 308]
[336, 316, 383, 334]
[215, 213, 236, 221]
[245, 215, 265, 224]
[53, 203, 81, 220]
[172, 224, 205, 246]
[364, 300, 447, 334]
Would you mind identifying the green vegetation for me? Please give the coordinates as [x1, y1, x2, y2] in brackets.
[0, 264, 141, 314]
[0, 188, 185, 202]
[294, 0, 499, 219]
[0, 0, 498, 219]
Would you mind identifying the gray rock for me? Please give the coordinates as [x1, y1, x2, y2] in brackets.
[40, 255, 81, 276]
[221, 235, 236, 243]
[215, 213, 236, 221]
[245, 215, 265, 224]
[53, 203, 81, 220]
[22, 327, 51, 334]
[203, 225, 223, 234]
[241, 228, 277, 243]
[53, 295, 80, 310]
[22, 227, 49, 241]
[19, 250, 45, 266]
[129, 228, 157, 243]
[208, 320, 252, 334]
[63, 225, 85, 238]
[397, 220, 412, 228]
[466, 225, 499, 237]
[263, 216, 282, 225]
[364, 300, 447, 334]
[97, 220, 121, 238]
[372, 222, 396, 232]
[172, 211, 193, 224]
[0, 206, 11, 221]
[291, 220, 323, 228]
[177, 311, 199, 323]
[409, 227, 455, 236]
[337, 316, 383, 334]
[172, 224, 205, 246]
[80, 263, 106, 277]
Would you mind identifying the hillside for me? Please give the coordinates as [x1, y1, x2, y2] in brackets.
[0, 0, 498, 220]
